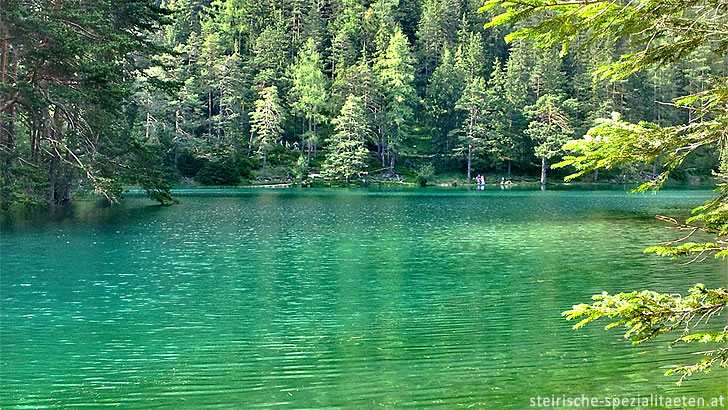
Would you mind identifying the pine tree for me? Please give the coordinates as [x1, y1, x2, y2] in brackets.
[525, 94, 573, 185]
[323, 94, 371, 182]
[364, 0, 398, 59]
[455, 76, 489, 182]
[249, 86, 283, 177]
[456, 30, 486, 82]
[0, 0, 176, 207]
[329, 0, 367, 79]
[425, 47, 465, 156]
[416, 0, 461, 76]
[484, 59, 516, 176]
[290, 38, 329, 166]
[375, 28, 418, 175]
[252, 10, 290, 86]
[217, 53, 253, 151]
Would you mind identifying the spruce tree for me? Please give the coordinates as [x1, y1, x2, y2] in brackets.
[425, 47, 465, 156]
[249, 86, 283, 178]
[455, 76, 489, 182]
[375, 28, 418, 175]
[524, 94, 572, 185]
[484, 59, 516, 176]
[290, 38, 329, 166]
[323, 94, 371, 182]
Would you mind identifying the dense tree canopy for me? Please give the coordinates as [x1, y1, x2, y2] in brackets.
[0, 0, 176, 208]
[1, 0, 724, 208]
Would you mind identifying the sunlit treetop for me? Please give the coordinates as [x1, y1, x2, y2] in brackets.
[482, 0, 728, 79]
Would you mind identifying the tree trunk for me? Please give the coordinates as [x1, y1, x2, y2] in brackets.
[379, 127, 386, 168]
[174, 109, 180, 170]
[60, 172, 72, 203]
[301, 117, 305, 150]
[307, 117, 313, 166]
[48, 155, 58, 207]
[145, 93, 152, 140]
[307, 140, 312, 166]
[173, 143, 179, 171]
[540, 157, 547, 185]
[207, 91, 212, 141]
[507, 161, 511, 178]
[467, 144, 472, 183]
[248, 131, 254, 157]
[262, 146, 267, 178]
[377, 138, 381, 162]
[389, 150, 395, 175]
[593, 169, 598, 182]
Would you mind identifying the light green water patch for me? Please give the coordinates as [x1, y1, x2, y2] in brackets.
[1, 188, 726, 408]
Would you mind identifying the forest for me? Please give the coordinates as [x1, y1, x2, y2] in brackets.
[0, 0, 725, 208]
[1, 0, 727, 395]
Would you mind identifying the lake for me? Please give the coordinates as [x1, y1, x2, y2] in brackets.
[1, 188, 726, 408]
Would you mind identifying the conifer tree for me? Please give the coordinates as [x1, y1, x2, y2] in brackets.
[484, 59, 516, 176]
[375, 28, 418, 175]
[249, 86, 283, 177]
[290, 38, 329, 166]
[323, 94, 371, 182]
[252, 10, 289, 86]
[0, 0, 176, 207]
[525, 94, 573, 185]
[455, 77, 489, 183]
[426, 48, 465, 155]
[416, 0, 461, 76]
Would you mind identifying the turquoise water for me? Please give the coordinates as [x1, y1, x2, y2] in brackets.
[1, 188, 726, 408]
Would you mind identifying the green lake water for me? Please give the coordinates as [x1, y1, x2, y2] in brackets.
[1, 188, 726, 408]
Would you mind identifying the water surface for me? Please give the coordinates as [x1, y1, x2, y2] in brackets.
[2, 188, 726, 408]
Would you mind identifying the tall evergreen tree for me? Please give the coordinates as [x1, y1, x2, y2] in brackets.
[416, 0, 461, 76]
[455, 76, 489, 182]
[249, 86, 283, 177]
[252, 10, 290, 86]
[484, 59, 515, 175]
[323, 94, 371, 182]
[290, 38, 329, 165]
[375, 28, 418, 174]
[0, 0, 176, 207]
[425, 47, 465, 156]
[525, 94, 573, 185]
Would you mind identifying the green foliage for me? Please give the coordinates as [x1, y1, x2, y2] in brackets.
[416, 163, 435, 187]
[416, 0, 460, 73]
[323, 95, 371, 182]
[3, 0, 724, 209]
[485, 59, 518, 167]
[0, 0, 174, 208]
[249, 85, 283, 177]
[375, 28, 418, 173]
[563, 285, 727, 385]
[292, 155, 309, 181]
[290, 38, 329, 134]
[485, 0, 728, 384]
[250, 86, 283, 146]
[454, 76, 491, 180]
[425, 48, 465, 154]
[177, 152, 206, 178]
[526, 94, 573, 161]
[195, 157, 242, 186]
